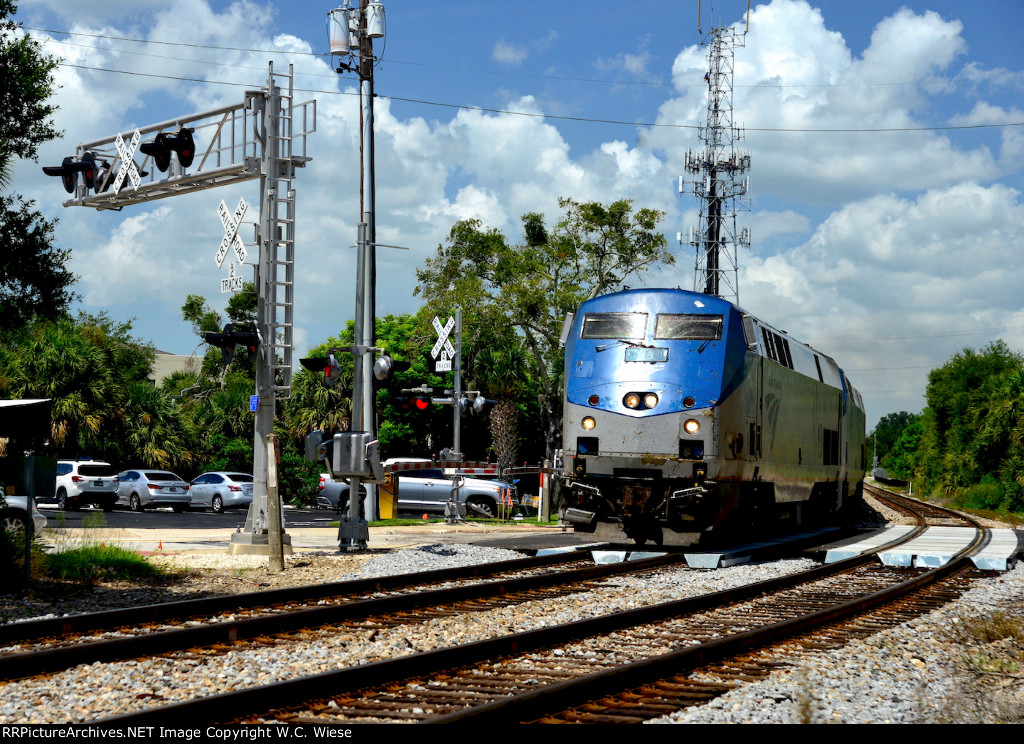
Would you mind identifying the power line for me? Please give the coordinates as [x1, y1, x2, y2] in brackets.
[29, 26, 1018, 93]
[57, 61, 1024, 134]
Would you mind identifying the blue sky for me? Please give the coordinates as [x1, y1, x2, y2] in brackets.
[11, 0, 1024, 430]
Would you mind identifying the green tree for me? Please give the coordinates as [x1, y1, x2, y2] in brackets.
[474, 341, 530, 473]
[883, 415, 924, 481]
[0, 195, 75, 331]
[0, 2, 74, 329]
[924, 341, 1022, 492]
[0, 1, 60, 182]
[869, 410, 918, 465]
[0, 314, 157, 459]
[415, 197, 672, 457]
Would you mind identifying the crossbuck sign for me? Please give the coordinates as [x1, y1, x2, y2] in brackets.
[112, 130, 142, 192]
[431, 315, 455, 372]
[215, 197, 248, 293]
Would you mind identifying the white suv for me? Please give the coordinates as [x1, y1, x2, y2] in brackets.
[55, 460, 119, 511]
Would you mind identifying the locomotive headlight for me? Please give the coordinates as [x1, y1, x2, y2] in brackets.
[643, 393, 659, 409]
[582, 416, 596, 430]
[684, 418, 701, 434]
[623, 393, 641, 409]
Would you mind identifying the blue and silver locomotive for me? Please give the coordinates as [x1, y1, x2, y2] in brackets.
[560, 288, 867, 546]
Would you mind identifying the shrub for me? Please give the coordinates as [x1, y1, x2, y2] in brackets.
[954, 483, 1004, 511]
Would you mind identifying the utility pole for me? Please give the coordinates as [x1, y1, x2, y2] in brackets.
[329, 1, 385, 546]
[682, 2, 751, 305]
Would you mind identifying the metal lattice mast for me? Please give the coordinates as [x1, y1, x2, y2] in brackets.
[682, 17, 751, 305]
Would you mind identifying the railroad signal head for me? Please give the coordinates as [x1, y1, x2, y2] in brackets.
[372, 353, 411, 382]
[300, 350, 342, 385]
[203, 322, 260, 365]
[140, 127, 196, 172]
[413, 395, 431, 410]
[203, 323, 237, 365]
[232, 321, 261, 364]
[42, 152, 97, 194]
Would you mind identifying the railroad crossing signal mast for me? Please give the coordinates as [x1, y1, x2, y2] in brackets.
[681, 1, 751, 305]
[45, 64, 316, 564]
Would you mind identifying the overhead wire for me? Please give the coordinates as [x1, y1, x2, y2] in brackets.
[28, 24, 1024, 116]
[56, 60, 1024, 134]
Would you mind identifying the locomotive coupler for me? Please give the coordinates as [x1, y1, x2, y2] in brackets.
[665, 484, 713, 524]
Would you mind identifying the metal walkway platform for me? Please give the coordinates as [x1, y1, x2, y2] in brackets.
[826, 526, 1021, 570]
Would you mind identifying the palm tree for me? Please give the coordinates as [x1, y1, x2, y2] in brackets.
[474, 342, 529, 475]
[284, 368, 352, 442]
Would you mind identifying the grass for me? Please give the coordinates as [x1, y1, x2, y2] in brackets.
[42, 542, 163, 583]
[35, 511, 165, 584]
[875, 481, 1024, 526]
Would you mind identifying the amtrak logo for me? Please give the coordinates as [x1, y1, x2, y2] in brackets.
[764, 393, 781, 442]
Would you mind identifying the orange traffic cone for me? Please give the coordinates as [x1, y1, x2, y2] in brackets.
[158, 540, 163, 551]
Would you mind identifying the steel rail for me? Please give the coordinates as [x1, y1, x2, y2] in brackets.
[0, 550, 587, 646]
[433, 488, 988, 723]
[91, 487, 978, 725]
[0, 553, 681, 681]
[94, 537, 917, 725]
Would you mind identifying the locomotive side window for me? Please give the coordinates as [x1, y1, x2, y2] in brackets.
[761, 327, 777, 361]
[777, 335, 794, 369]
[654, 314, 723, 340]
[581, 313, 647, 339]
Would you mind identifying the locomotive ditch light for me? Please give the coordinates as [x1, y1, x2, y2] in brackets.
[643, 393, 659, 409]
[623, 393, 641, 409]
[581, 416, 596, 430]
[684, 418, 701, 435]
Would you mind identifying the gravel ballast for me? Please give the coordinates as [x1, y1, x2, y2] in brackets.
[1, 529, 1021, 723]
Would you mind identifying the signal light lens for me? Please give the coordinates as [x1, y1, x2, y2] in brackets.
[588, 394, 599, 406]
[684, 418, 701, 434]
[414, 397, 430, 410]
[683, 396, 696, 408]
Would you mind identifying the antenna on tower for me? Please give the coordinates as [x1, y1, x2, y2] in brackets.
[683, 1, 751, 305]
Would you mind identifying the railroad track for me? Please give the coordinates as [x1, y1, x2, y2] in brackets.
[0, 551, 689, 680]
[864, 482, 978, 528]
[81, 485, 988, 725]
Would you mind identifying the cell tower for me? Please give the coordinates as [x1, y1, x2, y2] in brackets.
[681, 2, 751, 305]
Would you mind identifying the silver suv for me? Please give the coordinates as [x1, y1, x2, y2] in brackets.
[55, 460, 119, 511]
